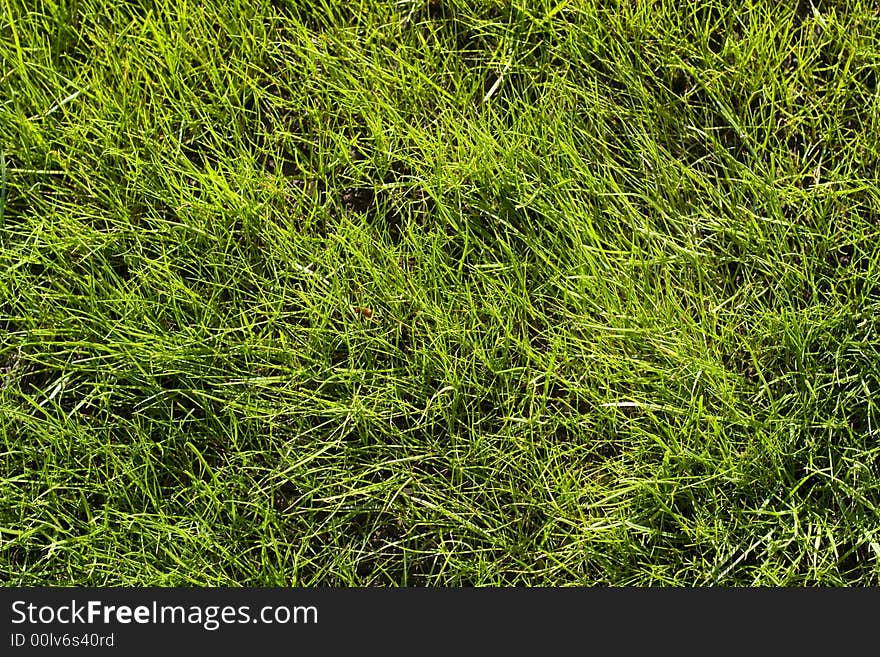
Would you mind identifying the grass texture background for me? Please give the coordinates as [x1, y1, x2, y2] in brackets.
[1, 0, 880, 585]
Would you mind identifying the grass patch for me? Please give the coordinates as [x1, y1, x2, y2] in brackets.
[1, 0, 879, 585]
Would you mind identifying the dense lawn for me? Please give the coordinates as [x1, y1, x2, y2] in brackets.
[2, 0, 879, 585]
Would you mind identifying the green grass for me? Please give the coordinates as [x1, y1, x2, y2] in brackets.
[1, 0, 879, 586]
